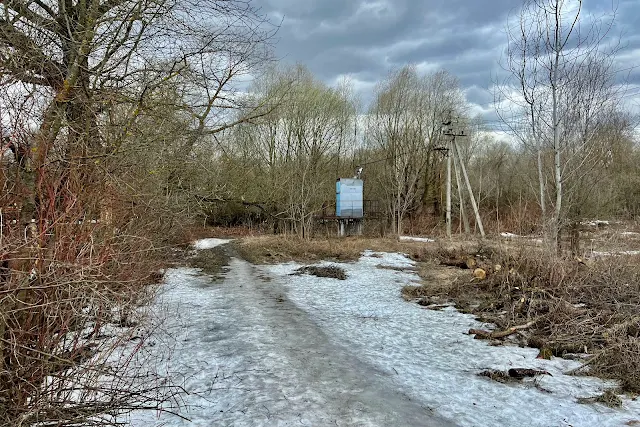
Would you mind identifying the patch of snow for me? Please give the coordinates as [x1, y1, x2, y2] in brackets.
[591, 250, 640, 257]
[500, 232, 520, 238]
[192, 238, 231, 250]
[129, 251, 640, 427]
[581, 220, 611, 227]
[266, 252, 640, 427]
[399, 236, 436, 243]
[500, 232, 543, 245]
[127, 264, 452, 426]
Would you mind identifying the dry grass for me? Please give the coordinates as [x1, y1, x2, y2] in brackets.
[293, 265, 347, 280]
[577, 389, 624, 408]
[234, 235, 439, 264]
[188, 245, 231, 278]
[410, 243, 640, 393]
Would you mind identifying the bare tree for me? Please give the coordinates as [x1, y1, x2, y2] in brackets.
[0, 0, 277, 424]
[498, 0, 624, 248]
[225, 65, 357, 237]
[0, 0, 277, 216]
[367, 66, 464, 235]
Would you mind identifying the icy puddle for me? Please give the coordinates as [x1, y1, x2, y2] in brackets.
[129, 241, 640, 426]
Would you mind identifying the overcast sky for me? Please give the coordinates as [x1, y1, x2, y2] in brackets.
[260, 0, 640, 128]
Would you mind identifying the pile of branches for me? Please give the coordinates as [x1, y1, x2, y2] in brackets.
[419, 245, 640, 393]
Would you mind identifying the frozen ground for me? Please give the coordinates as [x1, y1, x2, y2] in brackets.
[128, 240, 451, 427]
[128, 239, 640, 426]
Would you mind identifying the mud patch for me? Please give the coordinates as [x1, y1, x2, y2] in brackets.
[189, 244, 231, 279]
[478, 368, 552, 384]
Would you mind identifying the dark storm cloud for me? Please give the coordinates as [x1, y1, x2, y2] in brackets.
[262, 0, 640, 116]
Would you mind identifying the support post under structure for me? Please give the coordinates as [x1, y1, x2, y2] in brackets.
[338, 218, 363, 237]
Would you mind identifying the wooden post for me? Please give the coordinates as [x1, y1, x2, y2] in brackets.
[446, 140, 452, 238]
[452, 149, 470, 234]
[452, 138, 485, 238]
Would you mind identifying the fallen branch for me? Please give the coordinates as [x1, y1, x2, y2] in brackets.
[440, 257, 476, 269]
[470, 320, 537, 339]
[508, 368, 552, 379]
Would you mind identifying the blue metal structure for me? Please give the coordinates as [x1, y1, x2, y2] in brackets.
[336, 178, 363, 218]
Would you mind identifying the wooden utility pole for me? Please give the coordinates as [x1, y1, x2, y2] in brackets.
[443, 118, 485, 238]
[443, 119, 460, 239]
[452, 150, 470, 234]
[445, 141, 452, 238]
[452, 138, 485, 237]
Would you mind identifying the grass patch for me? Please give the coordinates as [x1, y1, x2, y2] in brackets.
[234, 235, 438, 264]
[577, 389, 623, 408]
[402, 285, 432, 300]
[293, 265, 347, 280]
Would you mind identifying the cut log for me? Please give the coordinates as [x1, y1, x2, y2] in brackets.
[473, 268, 486, 280]
[441, 259, 470, 269]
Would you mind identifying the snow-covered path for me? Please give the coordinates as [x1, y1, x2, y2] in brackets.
[129, 255, 452, 426]
[128, 240, 640, 426]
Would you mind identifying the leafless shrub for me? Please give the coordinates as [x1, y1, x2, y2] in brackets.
[1, 146, 180, 425]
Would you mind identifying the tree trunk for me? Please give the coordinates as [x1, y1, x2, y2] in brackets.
[537, 146, 546, 218]
[552, 12, 562, 252]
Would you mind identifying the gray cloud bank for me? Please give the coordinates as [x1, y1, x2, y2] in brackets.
[261, 0, 640, 122]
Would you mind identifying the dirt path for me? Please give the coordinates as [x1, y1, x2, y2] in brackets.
[131, 247, 455, 426]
